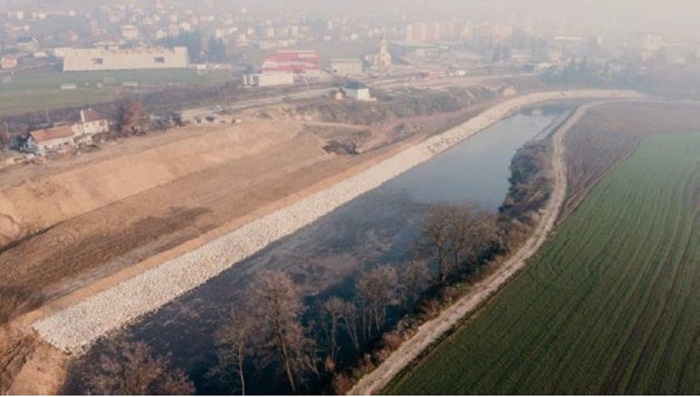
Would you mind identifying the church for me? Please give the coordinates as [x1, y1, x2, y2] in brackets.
[372, 34, 392, 69]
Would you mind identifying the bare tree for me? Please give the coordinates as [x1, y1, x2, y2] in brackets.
[213, 307, 255, 395]
[356, 265, 399, 336]
[116, 97, 146, 137]
[317, 296, 345, 368]
[457, 205, 500, 274]
[395, 260, 430, 313]
[250, 271, 312, 394]
[339, 300, 361, 352]
[417, 205, 454, 284]
[417, 202, 500, 283]
[85, 340, 194, 395]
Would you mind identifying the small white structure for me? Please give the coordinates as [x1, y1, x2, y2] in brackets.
[76, 109, 109, 135]
[73, 109, 109, 144]
[344, 82, 373, 101]
[242, 72, 295, 87]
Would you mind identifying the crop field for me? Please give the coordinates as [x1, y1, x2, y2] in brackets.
[385, 133, 700, 394]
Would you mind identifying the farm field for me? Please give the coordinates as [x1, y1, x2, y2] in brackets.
[385, 133, 700, 394]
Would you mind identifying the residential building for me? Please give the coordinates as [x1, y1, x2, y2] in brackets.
[73, 109, 109, 141]
[15, 36, 39, 53]
[121, 24, 141, 40]
[0, 55, 18, 70]
[26, 126, 75, 155]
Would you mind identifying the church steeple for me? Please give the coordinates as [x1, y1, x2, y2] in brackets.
[374, 31, 392, 69]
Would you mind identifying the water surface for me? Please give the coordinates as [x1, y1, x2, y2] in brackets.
[68, 109, 570, 394]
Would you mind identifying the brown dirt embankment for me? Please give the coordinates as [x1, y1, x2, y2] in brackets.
[0, 121, 300, 246]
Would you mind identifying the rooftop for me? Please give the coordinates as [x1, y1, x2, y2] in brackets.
[345, 82, 368, 90]
[29, 126, 74, 143]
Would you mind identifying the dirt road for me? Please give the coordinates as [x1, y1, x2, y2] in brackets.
[347, 102, 599, 395]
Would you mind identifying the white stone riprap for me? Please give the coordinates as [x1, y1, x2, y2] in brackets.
[31, 89, 644, 354]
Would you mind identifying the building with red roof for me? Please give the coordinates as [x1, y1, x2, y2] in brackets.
[261, 50, 321, 76]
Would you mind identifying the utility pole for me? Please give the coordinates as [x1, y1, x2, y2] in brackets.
[3, 122, 10, 147]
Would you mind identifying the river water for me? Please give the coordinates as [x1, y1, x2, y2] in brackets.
[66, 108, 571, 395]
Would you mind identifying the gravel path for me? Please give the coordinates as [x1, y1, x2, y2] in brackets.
[346, 98, 639, 395]
[31, 90, 643, 355]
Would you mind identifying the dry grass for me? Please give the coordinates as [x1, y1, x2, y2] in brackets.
[562, 101, 700, 220]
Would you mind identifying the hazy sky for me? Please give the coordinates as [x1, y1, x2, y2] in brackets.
[2, 0, 699, 39]
[239, 0, 700, 38]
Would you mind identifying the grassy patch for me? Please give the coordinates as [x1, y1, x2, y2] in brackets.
[0, 70, 235, 116]
[385, 133, 700, 394]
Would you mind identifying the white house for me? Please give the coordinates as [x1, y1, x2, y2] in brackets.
[344, 82, 373, 101]
[26, 126, 76, 155]
[26, 108, 110, 154]
[75, 109, 109, 135]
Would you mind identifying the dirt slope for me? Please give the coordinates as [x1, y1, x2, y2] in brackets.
[0, 122, 300, 246]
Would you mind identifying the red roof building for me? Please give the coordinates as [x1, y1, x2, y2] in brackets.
[261, 50, 320, 74]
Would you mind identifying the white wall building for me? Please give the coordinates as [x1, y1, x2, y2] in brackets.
[63, 47, 189, 72]
[330, 59, 364, 76]
[74, 109, 109, 137]
[242, 72, 295, 87]
[344, 82, 373, 101]
[26, 126, 75, 155]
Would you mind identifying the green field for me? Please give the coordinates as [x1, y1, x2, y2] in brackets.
[0, 70, 235, 115]
[386, 133, 700, 394]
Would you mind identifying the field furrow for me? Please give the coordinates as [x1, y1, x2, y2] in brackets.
[385, 133, 700, 395]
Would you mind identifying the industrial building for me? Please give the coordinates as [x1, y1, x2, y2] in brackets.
[63, 47, 189, 72]
[261, 50, 322, 76]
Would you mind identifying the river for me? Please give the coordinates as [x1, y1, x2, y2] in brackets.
[65, 107, 571, 395]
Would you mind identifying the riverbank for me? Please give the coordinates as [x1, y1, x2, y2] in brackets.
[29, 90, 643, 357]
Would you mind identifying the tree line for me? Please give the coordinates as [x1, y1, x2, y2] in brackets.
[212, 201, 503, 394]
[79, 139, 564, 396]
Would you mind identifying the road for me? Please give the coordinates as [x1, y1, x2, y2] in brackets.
[180, 72, 532, 123]
[180, 87, 331, 122]
[347, 102, 599, 395]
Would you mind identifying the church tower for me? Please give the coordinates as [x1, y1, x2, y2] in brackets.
[374, 33, 392, 69]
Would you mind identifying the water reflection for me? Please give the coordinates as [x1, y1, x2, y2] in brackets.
[66, 110, 569, 395]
